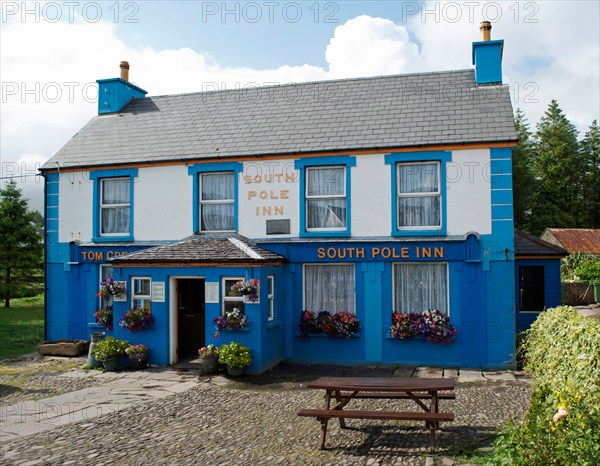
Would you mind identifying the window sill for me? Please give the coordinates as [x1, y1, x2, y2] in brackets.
[297, 332, 360, 339]
[220, 327, 251, 333]
[300, 231, 351, 238]
[92, 236, 133, 243]
[386, 334, 425, 340]
[391, 229, 446, 237]
[267, 321, 281, 329]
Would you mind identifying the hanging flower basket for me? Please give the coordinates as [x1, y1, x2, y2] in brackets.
[97, 278, 127, 298]
[230, 279, 260, 303]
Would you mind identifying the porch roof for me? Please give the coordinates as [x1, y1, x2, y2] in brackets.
[109, 235, 286, 267]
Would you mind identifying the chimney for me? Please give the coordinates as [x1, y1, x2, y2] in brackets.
[480, 21, 492, 41]
[96, 61, 147, 114]
[120, 61, 130, 81]
[472, 21, 504, 85]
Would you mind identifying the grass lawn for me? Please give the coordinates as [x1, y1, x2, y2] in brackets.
[0, 294, 44, 361]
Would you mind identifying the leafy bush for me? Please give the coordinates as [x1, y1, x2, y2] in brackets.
[218, 342, 251, 368]
[93, 337, 129, 361]
[561, 253, 600, 283]
[488, 306, 600, 465]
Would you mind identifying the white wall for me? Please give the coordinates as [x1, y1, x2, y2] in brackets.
[56, 149, 493, 243]
[134, 165, 192, 241]
[446, 149, 492, 235]
[58, 171, 93, 243]
[351, 154, 391, 237]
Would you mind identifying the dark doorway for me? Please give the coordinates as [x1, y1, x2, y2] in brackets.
[519, 266, 545, 311]
[177, 278, 205, 359]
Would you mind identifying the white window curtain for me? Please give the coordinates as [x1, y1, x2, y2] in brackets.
[200, 172, 234, 231]
[397, 163, 440, 228]
[304, 264, 355, 314]
[306, 167, 346, 229]
[101, 178, 130, 234]
[393, 263, 448, 315]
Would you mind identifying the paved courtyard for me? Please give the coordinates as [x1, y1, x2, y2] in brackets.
[1, 357, 531, 466]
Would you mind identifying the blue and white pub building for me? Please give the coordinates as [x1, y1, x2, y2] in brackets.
[41, 24, 518, 373]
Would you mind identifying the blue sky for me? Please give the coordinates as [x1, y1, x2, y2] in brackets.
[1, 1, 599, 211]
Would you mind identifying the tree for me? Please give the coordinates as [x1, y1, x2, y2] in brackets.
[529, 100, 584, 235]
[580, 120, 600, 228]
[512, 109, 536, 230]
[0, 180, 43, 307]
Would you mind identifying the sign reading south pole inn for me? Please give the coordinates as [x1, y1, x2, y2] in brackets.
[316, 245, 446, 261]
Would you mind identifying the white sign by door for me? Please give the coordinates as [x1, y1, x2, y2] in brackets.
[205, 282, 219, 303]
[152, 282, 165, 302]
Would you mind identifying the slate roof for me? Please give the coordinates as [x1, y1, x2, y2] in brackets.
[109, 235, 286, 265]
[42, 69, 516, 170]
[540, 229, 600, 255]
[514, 230, 568, 257]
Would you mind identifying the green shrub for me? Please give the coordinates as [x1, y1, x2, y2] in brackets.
[488, 306, 600, 465]
[92, 336, 129, 361]
[562, 253, 600, 283]
[218, 342, 251, 368]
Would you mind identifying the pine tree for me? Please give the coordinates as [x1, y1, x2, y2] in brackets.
[529, 100, 584, 235]
[512, 109, 535, 231]
[580, 120, 600, 228]
[0, 180, 43, 307]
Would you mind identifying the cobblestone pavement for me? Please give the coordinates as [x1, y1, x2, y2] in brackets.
[0, 358, 531, 466]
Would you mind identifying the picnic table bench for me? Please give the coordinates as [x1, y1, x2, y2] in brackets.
[298, 376, 455, 451]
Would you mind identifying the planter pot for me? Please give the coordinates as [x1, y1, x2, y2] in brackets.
[226, 365, 244, 376]
[199, 357, 218, 374]
[128, 352, 148, 370]
[87, 332, 105, 368]
[102, 358, 120, 371]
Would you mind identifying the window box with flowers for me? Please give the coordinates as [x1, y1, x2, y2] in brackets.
[387, 309, 457, 343]
[213, 307, 249, 337]
[299, 311, 360, 339]
[119, 308, 155, 332]
[93, 305, 113, 331]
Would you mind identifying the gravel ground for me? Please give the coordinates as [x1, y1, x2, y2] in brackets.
[0, 357, 108, 407]
[0, 359, 531, 466]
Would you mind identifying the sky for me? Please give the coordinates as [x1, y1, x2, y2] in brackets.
[1, 0, 599, 212]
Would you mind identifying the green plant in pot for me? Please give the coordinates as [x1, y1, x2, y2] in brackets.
[218, 342, 251, 376]
[92, 336, 129, 371]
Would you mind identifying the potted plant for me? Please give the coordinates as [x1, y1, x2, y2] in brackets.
[198, 344, 219, 374]
[218, 342, 251, 376]
[125, 344, 149, 370]
[119, 307, 155, 332]
[213, 307, 249, 337]
[93, 305, 113, 331]
[299, 310, 360, 339]
[92, 336, 129, 371]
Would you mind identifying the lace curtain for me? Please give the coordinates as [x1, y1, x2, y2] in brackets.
[393, 263, 448, 315]
[200, 173, 234, 231]
[304, 264, 355, 314]
[306, 167, 346, 229]
[101, 178, 130, 234]
[397, 163, 440, 227]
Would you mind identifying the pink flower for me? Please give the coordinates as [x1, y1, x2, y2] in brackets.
[552, 407, 568, 423]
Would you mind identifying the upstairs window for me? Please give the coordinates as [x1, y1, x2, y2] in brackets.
[100, 177, 131, 235]
[396, 162, 441, 229]
[306, 166, 346, 230]
[200, 172, 234, 231]
[90, 168, 137, 242]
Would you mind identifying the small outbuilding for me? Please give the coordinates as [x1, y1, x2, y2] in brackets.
[514, 229, 568, 332]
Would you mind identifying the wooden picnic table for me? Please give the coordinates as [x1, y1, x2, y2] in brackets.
[298, 376, 455, 451]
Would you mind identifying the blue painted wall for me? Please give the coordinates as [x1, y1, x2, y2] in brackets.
[515, 258, 562, 332]
[472, 40, 504, 84]
[96, 78, 147, 114]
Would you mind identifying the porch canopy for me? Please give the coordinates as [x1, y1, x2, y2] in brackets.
[108, 235, 286, 267]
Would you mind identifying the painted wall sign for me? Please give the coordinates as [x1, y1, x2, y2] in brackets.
[152, 282, 165, 302]
[81, 250, 130, 261]
[243, 165, 298, 218]
[316, 245, 445, 261]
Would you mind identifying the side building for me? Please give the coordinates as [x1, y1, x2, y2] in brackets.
[41, 23, 518, 372]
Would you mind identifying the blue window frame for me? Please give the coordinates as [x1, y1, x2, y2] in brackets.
[385, 151, 451, 236]
[90, 168, 138, 242]
[188, 162, 243, 234]
[294, 156, 356, 238]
